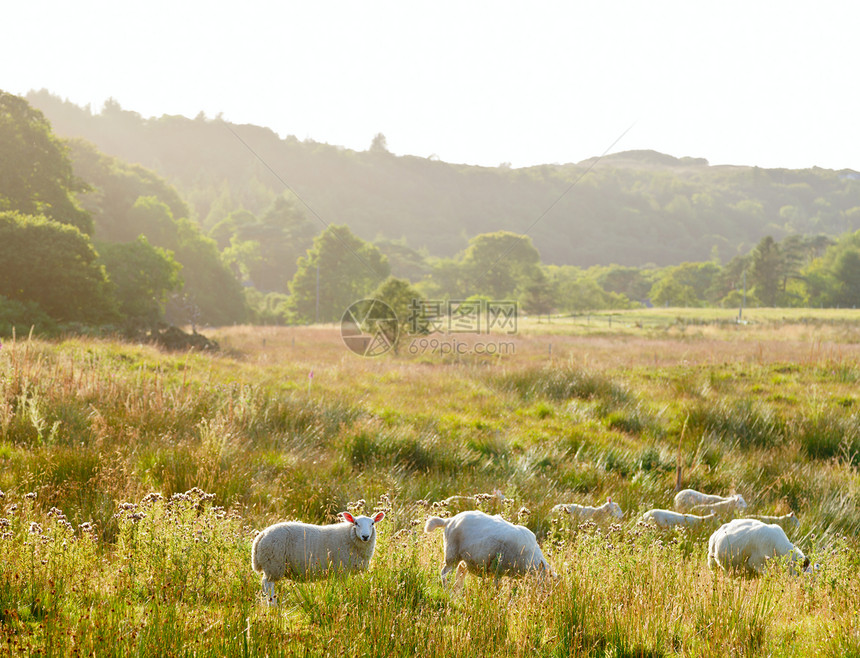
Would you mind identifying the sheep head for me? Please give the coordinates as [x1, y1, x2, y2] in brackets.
[342, 511, 385, 542]
[605, 498, 624, 518]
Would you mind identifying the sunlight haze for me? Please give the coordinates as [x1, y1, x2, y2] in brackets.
[3, 0, 858, 170]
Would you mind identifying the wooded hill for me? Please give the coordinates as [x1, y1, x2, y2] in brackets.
[27, 90, 860, 269]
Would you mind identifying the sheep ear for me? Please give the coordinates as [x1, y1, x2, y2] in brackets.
[607, 497, 612, 503]
[341, 512, 355, 524]
[373, 511, 385, 523]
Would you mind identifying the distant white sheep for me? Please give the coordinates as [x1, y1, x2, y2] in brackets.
[745, 512, 800, 533]
[551, 498, 624, 523]
[674, 489, 747, 515]
[251, 511, 385, 605]
[424, 510, 554, 586]
[639, 508, 717, 531]
[708, 518, 810, 576]
[690, 495, 748, 517]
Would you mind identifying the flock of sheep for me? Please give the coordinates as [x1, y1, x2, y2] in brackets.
[251, 488, 809, 606]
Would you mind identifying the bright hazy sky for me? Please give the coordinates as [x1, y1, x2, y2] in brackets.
[4, 1, 859, 170]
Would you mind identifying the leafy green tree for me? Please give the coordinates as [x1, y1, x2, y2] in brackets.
[520, 269, 556, 318]
[288, 225, 389, 323]
[650, 262, 721, 305]
[210, 196, 317, 292]
[833, 248, 860, 307]
[750, 236, 782, 306]
[222, 236, 263, 283]
[169, 218, 248, 326]
[98, 236, 182, 328]
[244, 289, 290, 325]
[462, 231, 541, 299]
[595, 265, 653, 302]
[370, 276, 424, 352]
[420, 258, 467, 300]
[67, 139, 190, 242]
[0, 212, 116, 323]
[0, 92, 92, 233]
[0, 296, 58, 337]
[128, 195, 180, 246]
[547, 266, 631, 312]
[210, 209, 258, 250]
[375, 238, 430, 282]
[254, 194, 318, 290]
[369, 133, 389, 153]
[649, 277, 698, 307]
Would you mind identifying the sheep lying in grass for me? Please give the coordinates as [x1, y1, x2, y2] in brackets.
[551, 498, 624, 523]
[640, 508, 717, 531]
[251, 511, 385, 605]
[708, 518, 810, 576]
[674, 489, 747, 515]
[424, 510, 554, 586]
[745, 512, 800, 533]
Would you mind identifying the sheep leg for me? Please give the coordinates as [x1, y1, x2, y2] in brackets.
[453, 563, 468, 590]
[262, 576, 278, 606]
[440, 562, 456, 584]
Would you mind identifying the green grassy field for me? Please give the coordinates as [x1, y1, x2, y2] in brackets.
[1, 311, 859, 656]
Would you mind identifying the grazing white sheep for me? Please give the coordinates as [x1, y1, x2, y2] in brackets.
[639, 508, 717, 531]
[424, 510, 554, 586]
[745, 512, 800, 532]
[708, 518, 810, 576]
[674, 489, 747, 513]
[251, 511, 385, 605]
[690, 495, 748, 517]
[551, 498, 624, 523]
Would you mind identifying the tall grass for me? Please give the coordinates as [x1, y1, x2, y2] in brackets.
[1, 325, 860, 655]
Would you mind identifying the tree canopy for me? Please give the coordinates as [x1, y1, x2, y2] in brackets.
[288, 225, 389, 323]
[0, 91, 92, 233]
[0, 212, 115, 323]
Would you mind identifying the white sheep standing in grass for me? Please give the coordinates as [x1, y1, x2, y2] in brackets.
[550, 498, 624, 523]
[674, 488, 747, 514]
[640, 508, 718, 531]
[745, 512, 800, 533]
[424, 510, 554, 586]
[251, 511, 385, 605]
[708, 518, 810, 576]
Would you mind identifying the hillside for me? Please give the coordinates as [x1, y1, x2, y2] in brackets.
[27, 90, 860, 268]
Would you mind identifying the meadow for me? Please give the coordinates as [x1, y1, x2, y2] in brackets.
[1, 310, 860, 656]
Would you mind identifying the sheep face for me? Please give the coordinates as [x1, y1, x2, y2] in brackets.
[734, 495, 748, 512]
[606, 498, 624, 519]
[342, 511, 385, 543]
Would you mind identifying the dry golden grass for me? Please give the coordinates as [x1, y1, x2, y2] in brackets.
[2, 314, 860, 655]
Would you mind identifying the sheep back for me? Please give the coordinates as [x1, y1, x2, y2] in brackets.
[708, 518, 807, 576]
[640, 508, 715, 530]
[674, 489, 738, 512]
[552, 499, 623, 522]
[428, 510, 550, 577]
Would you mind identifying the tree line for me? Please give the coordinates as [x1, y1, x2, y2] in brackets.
[26, 90, 860, 269]
[3, 90, 860, 340]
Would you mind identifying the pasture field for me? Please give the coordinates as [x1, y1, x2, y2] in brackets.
[1, 310, 860, 656]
